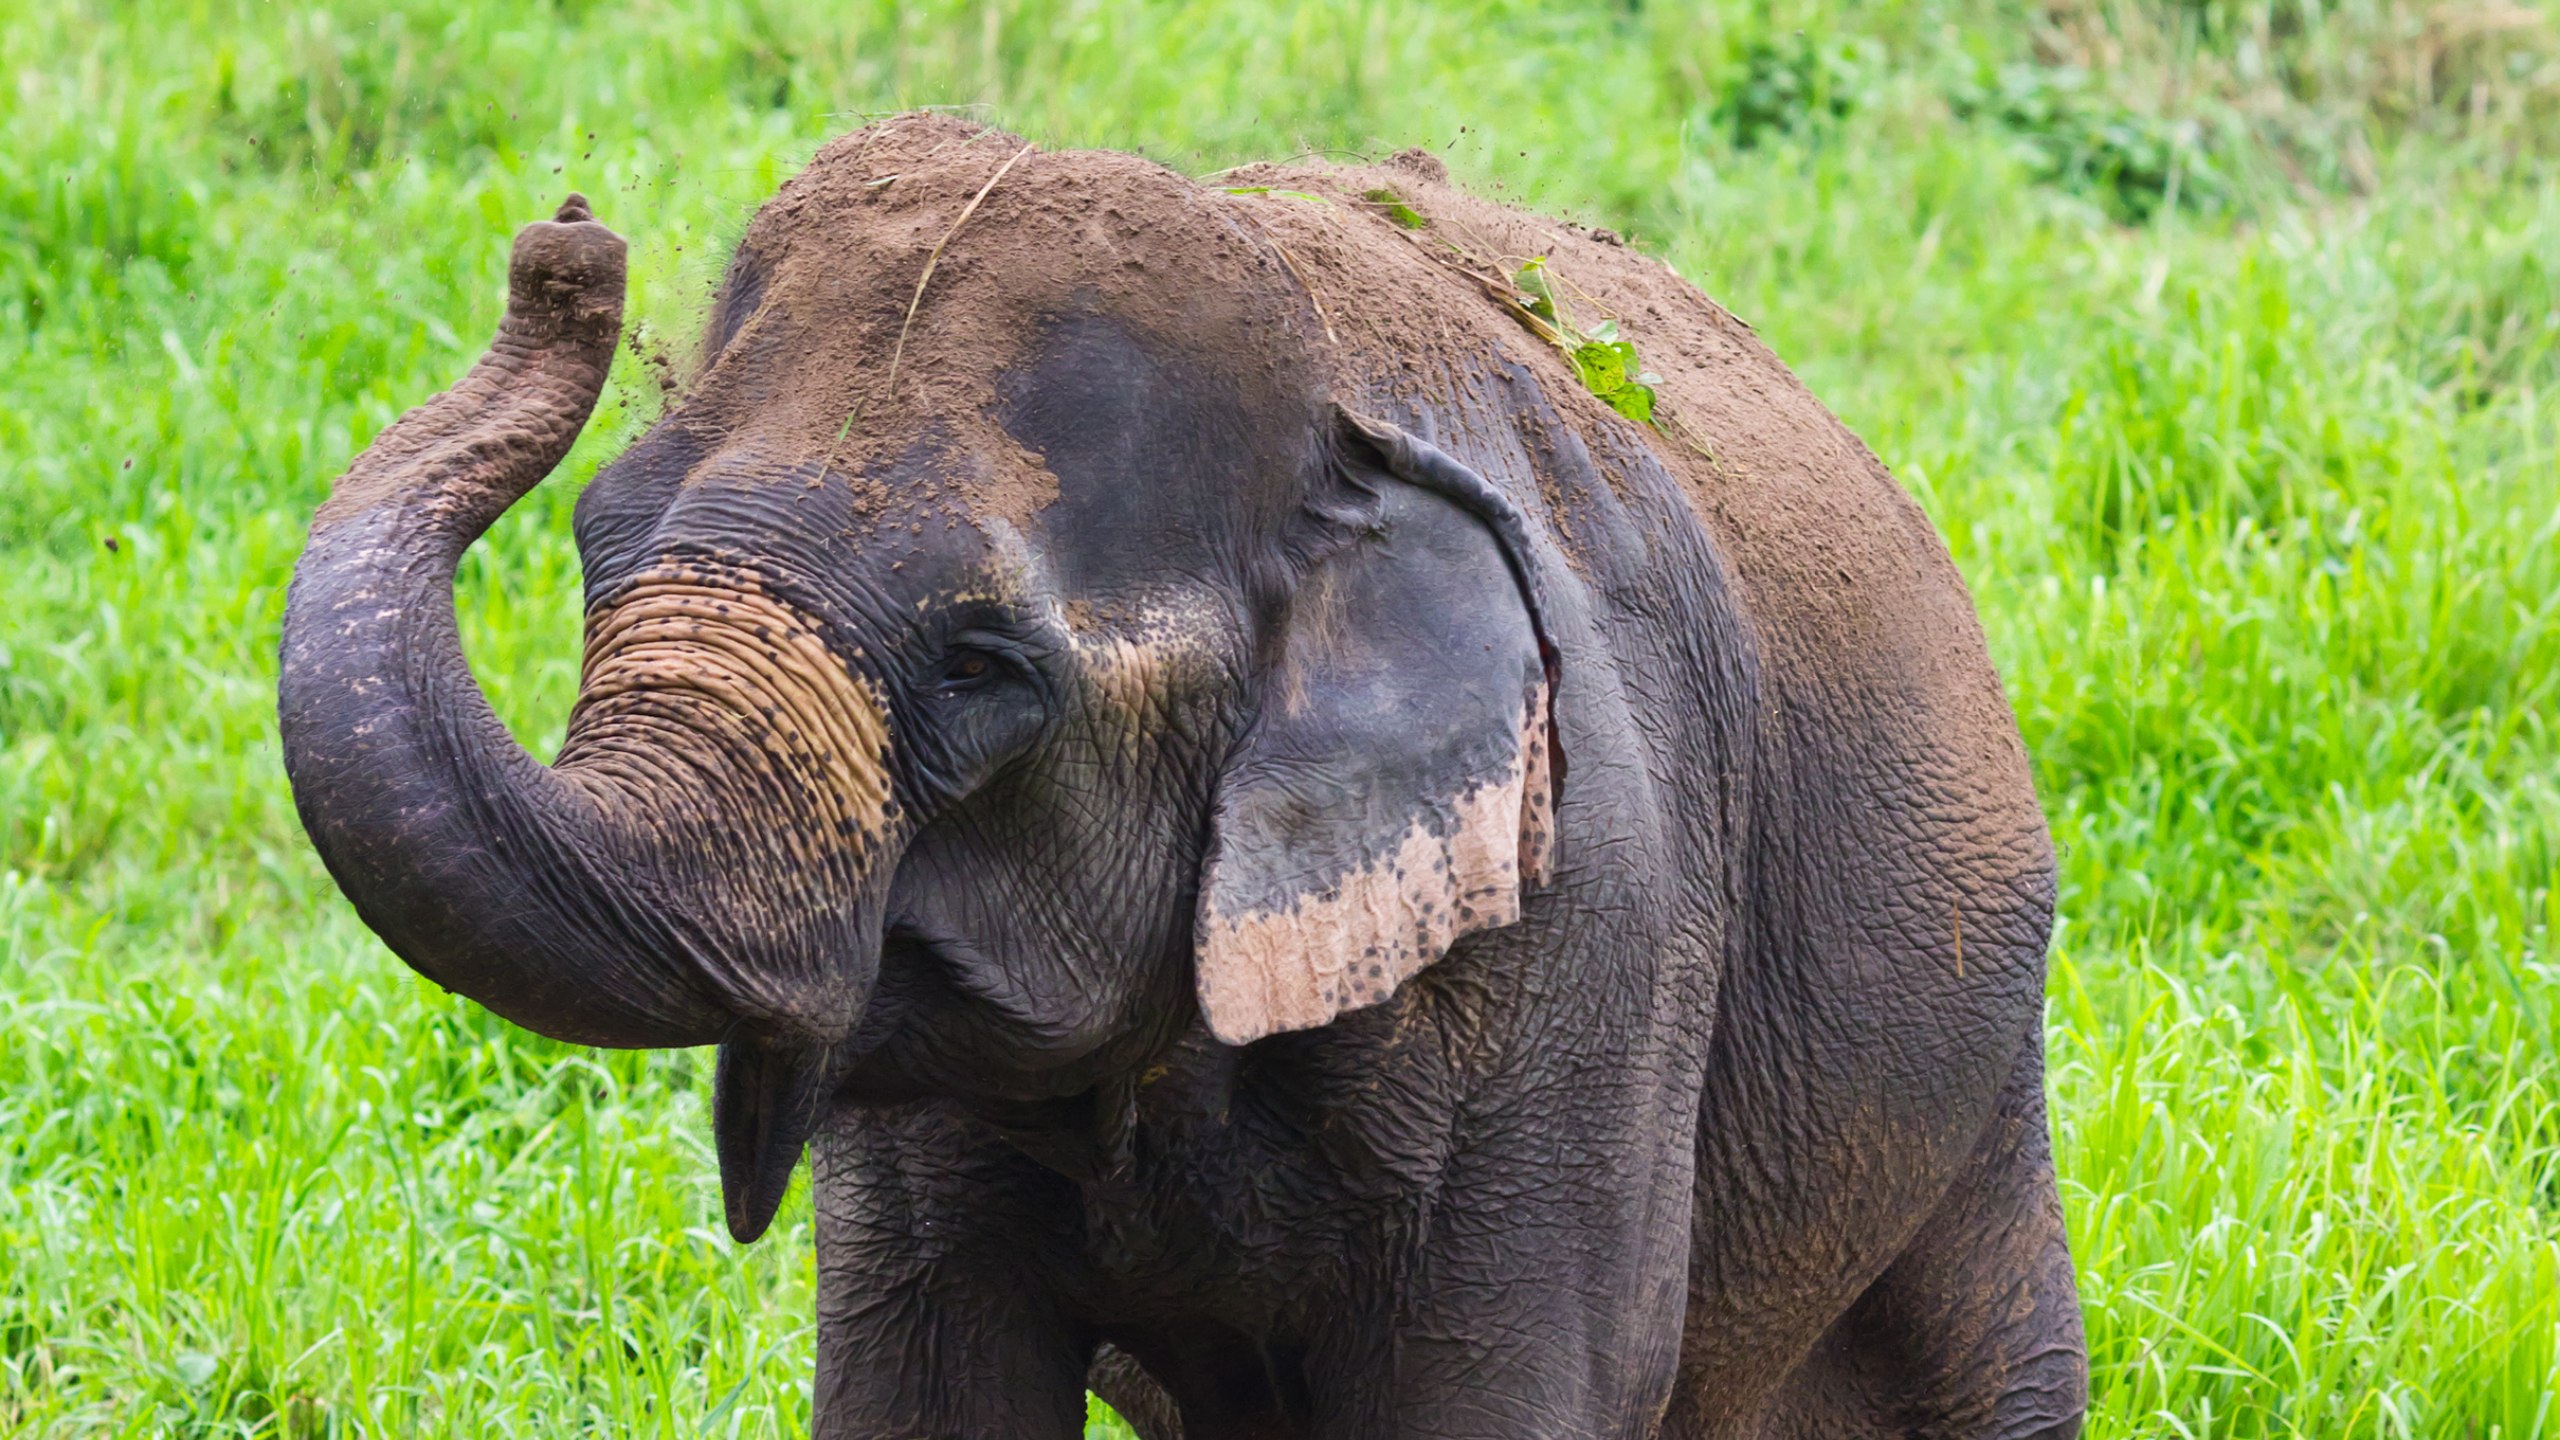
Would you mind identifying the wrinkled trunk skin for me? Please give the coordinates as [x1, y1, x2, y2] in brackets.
[278, 199, 885, 1241]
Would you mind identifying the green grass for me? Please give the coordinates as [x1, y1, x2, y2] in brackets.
[4, 0, 2556, 1434]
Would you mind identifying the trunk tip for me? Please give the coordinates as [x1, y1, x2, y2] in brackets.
[507, 201, 626, 332]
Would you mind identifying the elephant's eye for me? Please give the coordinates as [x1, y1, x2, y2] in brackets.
[932, 648, 1001, 693]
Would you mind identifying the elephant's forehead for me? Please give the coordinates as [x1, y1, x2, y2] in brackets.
[683, 129, 1324, 524]
[994, 307, 1317, 601]
[685, 292, 1317, 613]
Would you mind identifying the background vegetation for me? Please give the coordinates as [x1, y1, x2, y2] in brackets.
[3, 0, 2555, 1434]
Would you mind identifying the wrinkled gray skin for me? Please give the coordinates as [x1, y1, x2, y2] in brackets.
[279, 122, 2084, 1439]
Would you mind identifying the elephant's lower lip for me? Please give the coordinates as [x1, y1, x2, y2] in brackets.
[714, 1037, 837, 1242]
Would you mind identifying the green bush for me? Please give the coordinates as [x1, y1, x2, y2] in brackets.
[1952, 62, 2225, 219]
[1713, 28, 1876, 148]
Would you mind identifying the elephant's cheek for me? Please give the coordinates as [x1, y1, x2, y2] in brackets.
[1067, 593, 1229, 764]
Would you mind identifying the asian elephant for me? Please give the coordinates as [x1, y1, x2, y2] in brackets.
[278, 114, 2085, 1439]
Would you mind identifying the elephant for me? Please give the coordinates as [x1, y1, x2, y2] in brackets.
[278, 114, 2086, 1439]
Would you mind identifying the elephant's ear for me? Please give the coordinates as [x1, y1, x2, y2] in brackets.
[1195, 409, 1562, 1045]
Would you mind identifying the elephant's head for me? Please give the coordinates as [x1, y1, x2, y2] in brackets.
[279, 119, 1560, 1242]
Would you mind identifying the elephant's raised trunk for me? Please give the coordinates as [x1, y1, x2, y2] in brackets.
[279, 200, 888, 1240]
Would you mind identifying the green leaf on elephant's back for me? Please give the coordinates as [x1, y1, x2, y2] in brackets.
[1571, 338, 1630, 394]
[1603, 380, 1656, 424]
[1570, 338, 1656, 424]
[1513, 256, 1562, 326]
[1362, 187, 1429, 229]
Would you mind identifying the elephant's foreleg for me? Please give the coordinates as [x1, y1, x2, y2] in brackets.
[1331, 1093, 1698, 1439]
[811, 1108, 1089, 1440]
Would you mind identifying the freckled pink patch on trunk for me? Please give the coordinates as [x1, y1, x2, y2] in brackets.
[561, 566, 896, 862]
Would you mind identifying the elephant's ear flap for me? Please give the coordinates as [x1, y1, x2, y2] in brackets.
[1194, 409, 1562, 1046]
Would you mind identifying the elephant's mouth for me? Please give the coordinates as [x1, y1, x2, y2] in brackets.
[712, 1036, 840, 1243]
[710, 920, 943, 1243]
[715, 906, 1120, 1240]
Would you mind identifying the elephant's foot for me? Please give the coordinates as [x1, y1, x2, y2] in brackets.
[1088, 1344, 1186, 1440]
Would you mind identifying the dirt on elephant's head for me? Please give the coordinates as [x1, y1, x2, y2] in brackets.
[688, 113, 1330, 531]
[692, 111, 1970, 680]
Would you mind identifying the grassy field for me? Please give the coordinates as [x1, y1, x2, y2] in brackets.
[4, 0, 2556, 1434]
